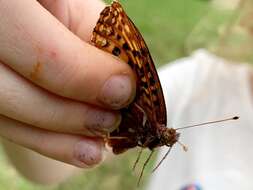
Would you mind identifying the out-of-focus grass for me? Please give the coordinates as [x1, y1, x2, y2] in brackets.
[0, 1, 232, 190]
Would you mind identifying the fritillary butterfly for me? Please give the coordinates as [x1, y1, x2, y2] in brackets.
[91, 0, 238, 186]
[91, 0, 178, 183]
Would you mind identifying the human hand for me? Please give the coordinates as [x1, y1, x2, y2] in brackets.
[0, 0, 135, 168]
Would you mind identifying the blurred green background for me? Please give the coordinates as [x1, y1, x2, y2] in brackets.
[0, 0, 247, 190]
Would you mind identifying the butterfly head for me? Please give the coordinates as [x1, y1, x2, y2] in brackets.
[161, 128, 180, 147]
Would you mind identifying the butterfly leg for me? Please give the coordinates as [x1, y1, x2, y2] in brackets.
[85, 127, 105, 137]
[137, 150, 155, 187]
[152, 146, 172, 172]
[133, 103, 147, 126]
[133, 138, 155, 171]
[132, 148, 143, 171]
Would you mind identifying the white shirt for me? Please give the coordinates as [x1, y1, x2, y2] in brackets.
[147, 49, 253, 190]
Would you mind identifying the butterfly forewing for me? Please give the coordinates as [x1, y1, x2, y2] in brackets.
[91, 1, 167, 153]
[125, 14, 167, 125]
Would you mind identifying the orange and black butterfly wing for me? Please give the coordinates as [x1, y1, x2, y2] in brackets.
[127, 16, 167, 125]
[91, 1, 167, 154]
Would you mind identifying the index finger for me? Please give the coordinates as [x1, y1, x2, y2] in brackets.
[0, 0, 136, 109]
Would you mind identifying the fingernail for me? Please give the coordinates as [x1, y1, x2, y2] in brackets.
[85, 109, 121, 133]
[98, 75, 134, 109]
[73, 140, 103, 167]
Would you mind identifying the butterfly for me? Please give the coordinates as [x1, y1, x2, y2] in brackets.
[91, 0, 239, 186]
[91, 0, 181, 184]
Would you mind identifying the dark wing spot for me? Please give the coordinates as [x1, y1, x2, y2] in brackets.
[153, 99, 160, 106]
[101, 7, 110, 16]
[132, 50, 141, 57]
[145, 64, 151, 72]
[97, 20, 103, 26]
[128, 60, 134, 68]
[122, 43, 130, 50]
[112, 47, 121, 56]
[140, 87, 146, 94]
[140, 48, 148, 56]
[152, 88, 158, 96]
[121, 19, 125, 26]
[149, 77, 156, 86]
[140, 81, 148, 89]
[139, 72, 144, 79]
[105, 16, 114, 25]
[116, 34, 122, 40]
[135, 65, 144, 77]
[118, 24, 123, 31]
[136, 66, 145, 78]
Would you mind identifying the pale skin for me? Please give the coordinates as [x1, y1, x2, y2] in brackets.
[0, 0, 136, 182]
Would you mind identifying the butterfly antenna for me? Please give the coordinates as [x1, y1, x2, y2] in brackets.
[137, 150, 154, 187]
[177, 141, 188, 152]
[152, 146, 172, 173]
[132, 148, 143, 171]
[175, 116, 239, 131]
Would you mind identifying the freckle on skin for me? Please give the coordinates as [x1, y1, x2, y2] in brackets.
[30, 61, 42, 80]
[30, 45, 57, 80]
[29, 44, 45, 80]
